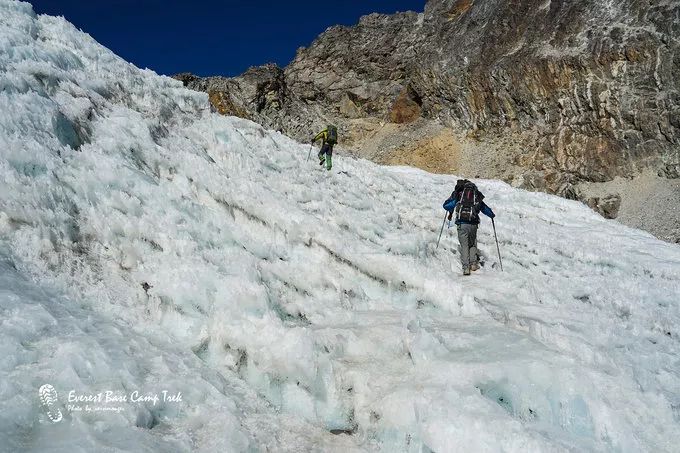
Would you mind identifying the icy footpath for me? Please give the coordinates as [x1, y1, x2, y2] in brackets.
[1, 1, 680, 451]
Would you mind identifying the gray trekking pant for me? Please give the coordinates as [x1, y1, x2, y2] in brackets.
[457, 223, 478, 271]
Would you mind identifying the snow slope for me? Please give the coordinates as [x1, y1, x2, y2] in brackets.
[1, 1, 680, 451]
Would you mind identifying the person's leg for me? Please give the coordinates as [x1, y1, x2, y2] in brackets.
[318, 143, 329, 164]
[457, 224, 471, 274]
[326, 145, 333, 170]
[470, 225, 479, 270]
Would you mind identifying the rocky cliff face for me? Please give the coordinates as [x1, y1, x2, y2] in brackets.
[176, 0, 680, 242]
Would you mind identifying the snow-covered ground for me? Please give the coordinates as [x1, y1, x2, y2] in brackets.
[1, 1, 680, 451]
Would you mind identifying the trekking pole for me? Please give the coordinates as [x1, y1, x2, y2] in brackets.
[436, 211, 448, 248]
[306, 144, 312, 162]
[492, 218, 503, 271]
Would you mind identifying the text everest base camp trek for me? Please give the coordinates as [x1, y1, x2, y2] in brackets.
[1, 2, 679, 452]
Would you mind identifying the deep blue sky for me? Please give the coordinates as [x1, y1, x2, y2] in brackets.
[30, 0, 424, 77]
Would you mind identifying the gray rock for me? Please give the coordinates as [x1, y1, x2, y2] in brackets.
[586, 194, 622, 219]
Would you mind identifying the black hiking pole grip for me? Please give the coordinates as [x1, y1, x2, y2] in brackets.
[492, 218, 503, 271]
[436, 211, 448, 249]
[307, 144, 312, 162]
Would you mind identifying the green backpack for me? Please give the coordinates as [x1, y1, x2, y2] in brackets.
[326, 125, 338, 145]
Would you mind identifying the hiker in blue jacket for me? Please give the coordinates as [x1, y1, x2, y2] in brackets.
[443, 179, 495, 276]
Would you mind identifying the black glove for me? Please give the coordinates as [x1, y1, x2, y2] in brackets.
[447, 211, 453, 221]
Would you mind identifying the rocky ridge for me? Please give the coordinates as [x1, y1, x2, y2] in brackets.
[175, 0, 680, 242]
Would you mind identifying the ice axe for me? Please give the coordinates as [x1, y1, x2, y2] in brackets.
[306, 144, 313, 162]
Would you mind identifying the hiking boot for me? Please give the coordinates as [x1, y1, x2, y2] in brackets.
[471, 263, 479, 272]
[326, 156, 332, 171]
[463, 268, 471, 276]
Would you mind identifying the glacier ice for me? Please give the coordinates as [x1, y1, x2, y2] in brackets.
[1, 1, 680, 451]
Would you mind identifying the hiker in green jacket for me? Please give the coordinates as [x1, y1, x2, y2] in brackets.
[311, 125, 338, 171]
